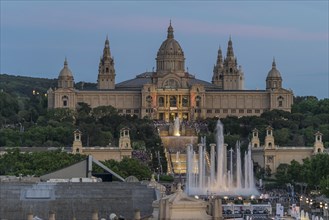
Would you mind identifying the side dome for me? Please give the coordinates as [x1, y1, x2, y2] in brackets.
[59, 58, 74, 78]
[58, 58, 74, 88]
[266, 59, 281, 78]
[156, 22, 185, 75]
[266, 58, 282, 90]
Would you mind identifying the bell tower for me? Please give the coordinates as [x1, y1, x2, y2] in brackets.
[221, 37, 244, 90]
[97, 36, 116, 90]
[251, 128, 260, 148]
[119, 128, 131, 149]
[72, 129, 83, 154]
[313, 131, 324, 154]
[264, 126, 275, 149]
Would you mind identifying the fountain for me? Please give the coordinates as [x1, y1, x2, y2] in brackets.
[173, 117, 180, 136]
[186, 120, 259, 196]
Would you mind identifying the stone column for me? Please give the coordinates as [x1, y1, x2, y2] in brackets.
[27, 212, 33, 220]
[48, 210, 55, 220]
[134, 209, 141, 220]
[92, 209, 98, 220]
[212, 198, 223, 220]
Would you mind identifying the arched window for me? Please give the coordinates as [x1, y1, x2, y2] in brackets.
[182, 96, 189, 107]
[158, 97, 164, 107]
[169, 96, 177, 107]
[146, 96, 152, 106]
[277, 96, 284, 107]
[62, 95, 69, 107]
[254, 143, 258, 148]
[195, 96, 201, 108]
[163, 79, 179, 88]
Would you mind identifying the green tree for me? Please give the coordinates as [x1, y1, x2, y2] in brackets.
[319, 175, 329, 197]
[275, 164, 291, 186]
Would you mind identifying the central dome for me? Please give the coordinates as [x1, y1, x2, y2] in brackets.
[156, 22, 185, 75]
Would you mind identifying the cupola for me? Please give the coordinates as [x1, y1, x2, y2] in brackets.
[156, 21, 185, 76]
[266, 58, 282, 90]
[58, 58, 74, 88]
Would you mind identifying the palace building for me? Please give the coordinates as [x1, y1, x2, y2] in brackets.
[47, 22, 294, 121]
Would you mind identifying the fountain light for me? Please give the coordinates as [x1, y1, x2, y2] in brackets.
[185, 120, 259, 196]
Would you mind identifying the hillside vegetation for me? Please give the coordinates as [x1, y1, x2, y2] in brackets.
[0, 74, 328, 192]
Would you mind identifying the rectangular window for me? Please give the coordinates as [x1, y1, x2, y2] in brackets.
[231, 109, 236, 113]
[239, 109, 244, 113]
[158, 96, 165, 107]
[134, 109, 139, 113]
[207, 109, 212, 113]
[247, 109, 252, 114]
[223, 109, 228, 113]
[215, 109, 220, 113]
[255, 109, 260, 114]
[182, 96, 189, 107]
[118, 109, 123, 113]
[146, 109, 153, 113]
[126, 109, 131, 114]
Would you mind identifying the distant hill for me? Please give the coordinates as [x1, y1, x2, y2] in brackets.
[0, 74, 57, 98]
[0, 74, 96, 98]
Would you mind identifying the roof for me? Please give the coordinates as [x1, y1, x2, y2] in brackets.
[116, 71, 220, 89]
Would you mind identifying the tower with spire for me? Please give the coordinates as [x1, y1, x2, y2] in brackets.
[212, 37, 244, 90]
[97, 36, 116, 90]
[212, 46, 224, 88]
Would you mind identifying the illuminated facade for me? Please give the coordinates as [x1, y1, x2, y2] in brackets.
[48, 23, 294, 121]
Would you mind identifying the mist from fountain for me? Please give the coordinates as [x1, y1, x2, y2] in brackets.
[173, 117, 180, 136]
[186, 120, 259, 196]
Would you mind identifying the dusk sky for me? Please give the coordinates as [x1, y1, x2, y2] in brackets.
[1, 1, 328, 99]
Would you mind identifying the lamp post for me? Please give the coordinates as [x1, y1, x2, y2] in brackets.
[324, 202, 328, 220]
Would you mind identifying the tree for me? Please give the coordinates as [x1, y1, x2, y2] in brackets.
[287, 160, 303, 183]
[274, 128, 290, 146]
[319, 175, 329, 197]
[275, 164, 291, 186]
[102, 157, 152, 180]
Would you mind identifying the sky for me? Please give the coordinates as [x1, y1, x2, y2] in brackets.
[1, 1, 328, 99]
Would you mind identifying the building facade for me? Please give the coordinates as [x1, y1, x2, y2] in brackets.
[48, 23, 294, 121]
[251, 127, 326, 174]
